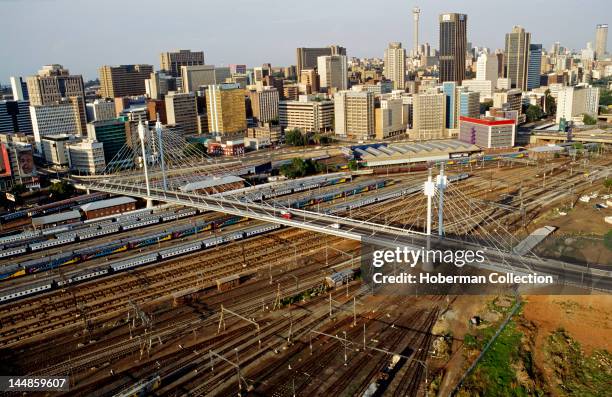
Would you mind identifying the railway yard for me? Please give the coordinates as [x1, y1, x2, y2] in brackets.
[0, 151, 610, 396]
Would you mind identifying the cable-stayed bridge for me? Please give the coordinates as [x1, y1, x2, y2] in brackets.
[74, 121, 612, 292]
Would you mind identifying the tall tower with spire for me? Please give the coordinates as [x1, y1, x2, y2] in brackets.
[412, 6, 421, 56]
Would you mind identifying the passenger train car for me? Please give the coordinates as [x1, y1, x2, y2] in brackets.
[0, 223, 282, 304]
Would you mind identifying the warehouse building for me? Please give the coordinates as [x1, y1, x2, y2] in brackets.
[32, 210, 81, 229]
[80, 196, 137, 219]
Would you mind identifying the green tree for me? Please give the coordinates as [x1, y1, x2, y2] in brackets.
[604, 178, 612, 193]
[525, 105, 544, 122]
[605, 230, 612, 251]
[279, 158, 321, 178]
[285, 129, 307, 146]
[582, 113, 597, 125]
[347, 159, 360, 171]
[48, 181, 76, 200]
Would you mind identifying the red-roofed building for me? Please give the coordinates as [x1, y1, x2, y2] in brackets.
[458, 116, 516, 149]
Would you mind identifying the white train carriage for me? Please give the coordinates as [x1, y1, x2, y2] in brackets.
[222, 231, 245, 243]
[161, 212, 179, 222]
[110, 253, 158, 272]
[0, 231, 39, 245]
[0, 282, 53, 303]
[55, 231, 78, 240]
[245, 223, 281, 237]
[57, 268, 110, 286]
[159, 241, 201, 259]
[29, 236, 76, 251]
[176, 209, 197, 218]
[0, 245, 28, 258]
[77, 225, 120, 240]
[122, 217, 160, 231]
[202, 237, 224, 248]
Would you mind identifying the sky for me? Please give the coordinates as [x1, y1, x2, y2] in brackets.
[1, 0, 610, 81]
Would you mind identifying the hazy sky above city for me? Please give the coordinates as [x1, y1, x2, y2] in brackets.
[1, 0, 610, 81]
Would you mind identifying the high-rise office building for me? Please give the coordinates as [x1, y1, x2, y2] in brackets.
[375, 96, 406, 139]
[99, 65, 154, 98]
[26, 65, 84, 106]
[296, 46, 346, 76]
[299, 69, 320, 93]
[86, 117, 129, 164]
[206, 84, 247, 135]
[556, 85, 600, 123]
[439, 13, 467, 83]
[181, 65, 217, 92]
[30, 97, 86, 153]
[165, 92, 198, 134]
[248, 87, 279, 123]
[66, 139, 106, 174]
[10, 77, 29, 101]
[384, 42, 406, 90]
[595, 24, 608, 60]
[504, 26, 531, 91]
[442, 82, 458, 129]
[527, 44, 542, 90]
[0, 101, 33, 134]
[86, 99, 115, 122]
[278, 95, 334, 133]
[458, 90, 480, 119]
[160, 49, 205, 77]
[411, 92, 446, 140]
[317, 55, 348, 92]
[145, 71, 177, 100]
[334, 90, 375, 139]
[476, 53, 498, 86]
[229, 64, 247, 75]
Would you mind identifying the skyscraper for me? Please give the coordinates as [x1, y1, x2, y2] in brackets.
[99, 65, 154, 98]
[160, 49, 205, 77]
[206, 84, 247, 135]
[476, 53, 498, 86]
[527, 44, 542, 90]
[248, 87, 279, 123]
[334, 91, 375, 140]
[165, 92, 198, 134]
[412, 7, 421, 55]
[411, 92, 446, 140]
[384, 42, 406, 90]
[595, 24, 608, 60]
[439, 13, 467, 84]
[317, 55, 348, 92]
[26, 65, 84, 106]
[295, 46, 346, 76]
[504, 26, 531, 91]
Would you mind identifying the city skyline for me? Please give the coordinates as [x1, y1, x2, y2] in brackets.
[1, 0, 610, 81]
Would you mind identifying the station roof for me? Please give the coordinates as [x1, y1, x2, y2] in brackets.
[80, 196, 137, 212]
[352, 140, 481, 166]
[32, 210, 81, 226]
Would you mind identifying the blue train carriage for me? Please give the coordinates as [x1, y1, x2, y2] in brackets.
[170, 221, 212, 239]
[57, 267, 110, 287]
[127, 231, 173, 249]
[213, 215, 248, 229]
[76, 240, 128, 261]
[0, 264, 26, 280]
[22, 252, 80, 274]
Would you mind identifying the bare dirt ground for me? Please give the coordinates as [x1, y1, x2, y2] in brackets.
[522, 294, 612, 355]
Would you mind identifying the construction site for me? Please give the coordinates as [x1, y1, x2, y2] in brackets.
[0, 140, 610, 396]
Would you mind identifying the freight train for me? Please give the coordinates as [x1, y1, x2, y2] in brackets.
[0, 214, 249, 281]
[0, 223, 281, 304]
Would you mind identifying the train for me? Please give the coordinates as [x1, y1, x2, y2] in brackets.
[0, 223, 282, 304]
[289, 179, 394, 209]
[0, 208, 200, 261]
[325, 268, 361, 288]
[0, 213, 249, 281]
